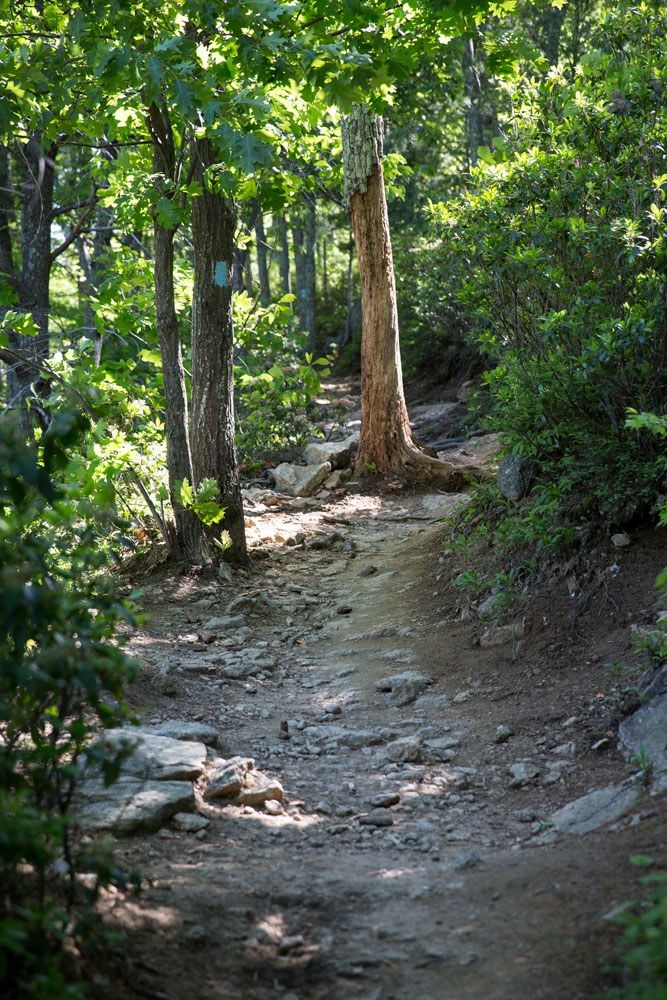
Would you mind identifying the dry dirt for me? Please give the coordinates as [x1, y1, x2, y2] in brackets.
[98, 475, 667, 1000]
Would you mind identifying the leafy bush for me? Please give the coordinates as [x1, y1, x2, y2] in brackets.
[0, 413, 137, 997]
[605, 860, 667, 1000]
[234, 291, 330, 467]
[434, 0, 667, 536]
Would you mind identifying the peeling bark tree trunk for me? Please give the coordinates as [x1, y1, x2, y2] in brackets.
[190, 138, 248, 564]
[277, 215, 291, 295]
[342, 105, 470, 485]
[148, 102, 204, 563]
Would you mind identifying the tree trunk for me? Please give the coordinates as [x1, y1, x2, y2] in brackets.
[77, 205, 112, 365]
[293, 196, 316, 350]
[342, 105, 471, 485]
[1, 137, 56, 432]
[254, 205, 271, 306]
[462, 39, 485, 169]
[277, 215, 291, 295]
[153, 222, 205, 561]
[147, 101, 204, 562]
[190, 138, 248, 564]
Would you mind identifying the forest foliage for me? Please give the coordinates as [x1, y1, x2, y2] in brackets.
[0, 0, 665, 995]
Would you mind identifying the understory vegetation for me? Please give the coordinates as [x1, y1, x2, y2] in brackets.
[0, 0, 665, 994]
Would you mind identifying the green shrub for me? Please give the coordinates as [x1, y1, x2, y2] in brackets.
[605, 860, 667, 1000]
[434, 0, 667, 534]
[0, 413, 137, 997]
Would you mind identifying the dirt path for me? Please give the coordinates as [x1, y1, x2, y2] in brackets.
[106, 481, 666, 1000]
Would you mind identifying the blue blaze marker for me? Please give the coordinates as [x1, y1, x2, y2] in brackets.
[214, 260, 229, 287]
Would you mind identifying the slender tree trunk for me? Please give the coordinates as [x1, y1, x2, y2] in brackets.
[338, 230, 355, 350]
[277, 215, 291, 295]
[77, 205, 112, 365]
[342, 105, 470, 484]
[190, 138, 248, 564]
[1, 137, 56, 431]
[254, 205, 271, 306]
[462, 39, 485, 169]
[147, 102, 204, 562]
[292, 196, 316, 349]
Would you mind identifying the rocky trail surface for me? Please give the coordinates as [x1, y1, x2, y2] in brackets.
[90, 398, 667, 1000]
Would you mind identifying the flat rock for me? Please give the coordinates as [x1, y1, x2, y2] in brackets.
[338, 728, 399, 750]
[90, 730, 207, 781]
[143, 720, 220, 748]
[273, 462, 332, 497]
[550, 782, 642, 835]
[172, 812, 210, 833]
[508, 761, 540, 787]
[76, 777, 195, 835]
[202, 614, 247, 632]
[375, 671, 432, 707]
[619, 693, 667, 790]
[303, 434, 358, 469]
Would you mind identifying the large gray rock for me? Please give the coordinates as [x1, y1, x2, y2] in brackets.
[90, 729, 207, 781]
[497, 454, 536, 502]
[303, 434, 358, 469]
[76, 777, 195, 835]
[550, 782, 642, 835]
[273, 461, 332, 497]
[375, 671, 432, 707]
[142, 720, 220, 748]
[619, 694, 667, 791]
[202, 614, 246, 632]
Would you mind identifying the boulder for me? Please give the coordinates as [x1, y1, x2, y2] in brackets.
[375, 671, 433, 707]
[303, 434, 358, 469]
[76, 776, 195, 835]
[619, 693, 667, 790]
[550, 782, 642, 835]
[89, 730, 207, 782]
[234, 771, 284, 807]
[497, 455, 535, 502]
[205, 757, 254, 800]
[144, 720, 220, 748]
[273, 462, 332, 497]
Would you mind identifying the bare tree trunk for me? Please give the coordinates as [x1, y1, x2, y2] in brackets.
[338, 229, 355, 351]
[462, 38, 485, 169]
[190, 138, 248, 564]
[277, 215, 291, 295]
[254, 205, 271, 306]
[293, 196, 317, 349]
[342, 105, 471, 485]
[77, 205, 112, 365]
[148, 102, 204, 562]
[0, 137, 56, 432]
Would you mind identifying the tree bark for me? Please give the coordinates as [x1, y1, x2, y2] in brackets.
[0, 137, 56, 432]
[293, 196, 317, 350]
[342, 105, 472, 485]
[462, 38, 485, 169]
[277, 215, 291, 295]
[147, 102, 204, 562]
[77, 204, 112, 365]
[254, 204, 271, 306]
[190, 138, 248, 564]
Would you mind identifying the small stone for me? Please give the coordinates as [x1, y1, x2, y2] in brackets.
[515, 808, 536, 823]
[375, 671, 432, 708]
[497, 454, 535, 502]
[315, 800, 333, 815]
[480, 620, 525, 649]
[202, 614, 247, 633]
[265, 799, 283, 816]
[495, 725, 513, 744]
[359, 811, 394, 827]
[234, 771, 284, 807]
[508, 761, 540, 787]
[611, 533, 631, 548]
[172, 813, 209, 833]
[385, 736, 423, 764]
[370, 792, 400, 809]
[273, 461, 332, 497]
